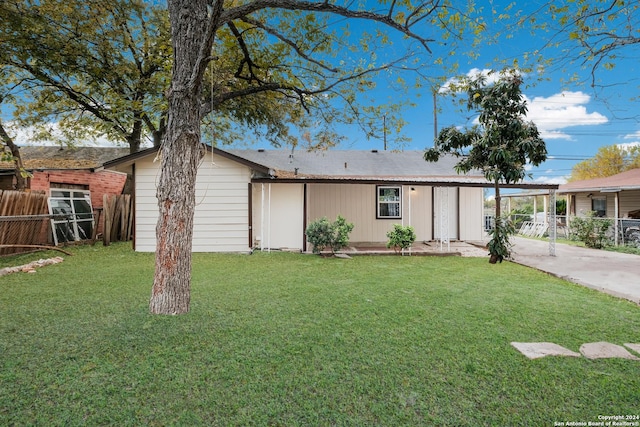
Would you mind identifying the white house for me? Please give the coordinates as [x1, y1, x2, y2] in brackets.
[103, 146, 557, 252]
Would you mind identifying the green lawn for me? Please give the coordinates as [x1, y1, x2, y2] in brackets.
[1, 244, 639, 426]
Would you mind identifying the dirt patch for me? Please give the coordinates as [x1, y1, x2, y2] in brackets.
[579, 342, 640, 360]
[511, 342, 581, 359]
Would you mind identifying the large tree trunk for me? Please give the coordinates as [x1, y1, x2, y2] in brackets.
[149, 0, 210, 315]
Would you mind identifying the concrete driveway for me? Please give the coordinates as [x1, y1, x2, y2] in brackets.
[510, 236, 640, 305]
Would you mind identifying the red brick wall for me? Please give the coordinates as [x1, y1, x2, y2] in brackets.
[30, 169, 128, 235]
[31, 169, 127, 207]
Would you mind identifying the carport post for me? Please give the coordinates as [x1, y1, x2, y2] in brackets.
[548, 189, 556, 256]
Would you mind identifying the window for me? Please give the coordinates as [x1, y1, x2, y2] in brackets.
[49, 190, 94, 244]
[591, 197, 606, 217]
[377, 186, 401, 218]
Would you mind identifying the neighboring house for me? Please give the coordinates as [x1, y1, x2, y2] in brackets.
[559, 168, 640, 219]
[558, 168, 640, 244]
[0, 146, 130, 239]
[103, 146, 558, 253]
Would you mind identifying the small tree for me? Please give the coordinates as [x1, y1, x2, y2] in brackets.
[305, 215, 354, 255]
[425, 70, 547, 263]
[386, 224, 416, 254]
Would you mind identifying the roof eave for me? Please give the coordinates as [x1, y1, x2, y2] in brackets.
[251, 175, 559, 189]
[559, 185, 640, 193]
[101, 146, 273, 175]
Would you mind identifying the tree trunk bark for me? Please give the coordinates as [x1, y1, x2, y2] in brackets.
[149, 0, 209, 315]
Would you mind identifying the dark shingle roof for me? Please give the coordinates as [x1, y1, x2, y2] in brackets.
[227, 149, 480, 178]
[1, 146, 131, 170]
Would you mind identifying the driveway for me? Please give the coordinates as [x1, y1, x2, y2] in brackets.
[510, 236, 640, 304]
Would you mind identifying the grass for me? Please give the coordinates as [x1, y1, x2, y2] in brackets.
[1, 243, 640, 426]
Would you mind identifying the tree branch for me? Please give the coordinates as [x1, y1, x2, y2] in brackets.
[240, 16, 339, 73]
[227, 21, 262, 82]
[188, 0, 225, 95]
[220, 0, 434, 53]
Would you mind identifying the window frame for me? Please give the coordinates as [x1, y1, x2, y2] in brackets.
[48, 189, 95, 245]
[591, 196, 607, 218]
[376, 185, 402, 219]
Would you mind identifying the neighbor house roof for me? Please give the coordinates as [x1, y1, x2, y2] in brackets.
[559, 168, 640, 193]
[0, 146, 131, 171]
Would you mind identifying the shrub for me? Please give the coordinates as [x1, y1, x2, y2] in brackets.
[386, 224, 416, 254]
[305, 215, 354, 255]
[569, 212, 613, 249]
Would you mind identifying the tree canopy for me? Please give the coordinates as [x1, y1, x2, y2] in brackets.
[569, 144, 640, 181]
[0, 0, 172, 152]
[509, 1, 640, 112]
[0, 0, 490, 153]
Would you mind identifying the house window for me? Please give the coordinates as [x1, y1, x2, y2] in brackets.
[48, 190, 94, 244]
[591, 197, 606, 217]
[377, 186, 401, 218]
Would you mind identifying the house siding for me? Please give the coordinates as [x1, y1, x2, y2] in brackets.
[134, 152, 251, 252]
[406, 185, 433, 242]
[573, 190, 640, 218]
[306, 183, 437, 243]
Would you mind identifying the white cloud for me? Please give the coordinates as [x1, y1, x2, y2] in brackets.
[440, 70, 608, 141]
[618, 141, 640, 150]
[439, 68, 505, 93]
[524, 91, 608, 140]
[531, 175, 568, 185]
[620, 131, 640, 148]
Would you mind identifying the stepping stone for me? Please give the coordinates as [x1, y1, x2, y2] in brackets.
[579, 342, 640, 360]
[511, 342, 581, 359]
[624, 343, 640, 356]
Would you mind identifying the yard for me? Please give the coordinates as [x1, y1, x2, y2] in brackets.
[1, 244, 639, 426]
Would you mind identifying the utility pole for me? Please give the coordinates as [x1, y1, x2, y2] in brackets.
[383, 114, 387, 150]
[433, 89, 438, 148]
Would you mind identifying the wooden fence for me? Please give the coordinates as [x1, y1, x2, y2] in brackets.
[0, 190, 133, 255]
[0, 190, 50, 255]
[102, 194, 133, 246]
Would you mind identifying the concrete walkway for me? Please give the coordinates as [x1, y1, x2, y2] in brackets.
[510, 236, 640, 305]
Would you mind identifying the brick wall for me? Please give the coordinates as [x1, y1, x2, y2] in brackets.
[30, 169, 128, 235]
